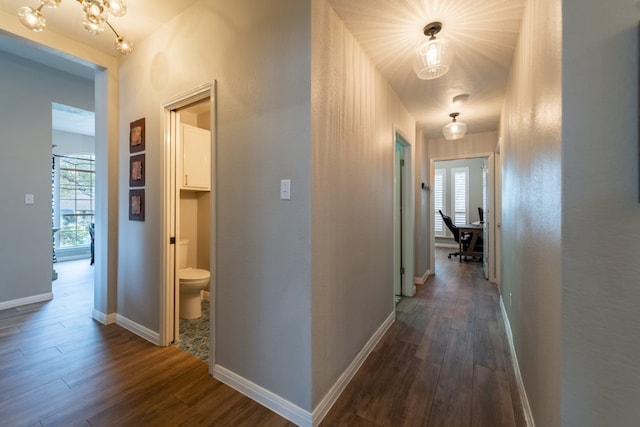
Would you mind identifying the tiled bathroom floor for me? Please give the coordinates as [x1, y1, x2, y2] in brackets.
[174, 298, 209, 361]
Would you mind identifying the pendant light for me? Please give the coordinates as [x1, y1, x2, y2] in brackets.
[413, 21, 453, 80]
[442, 112, 467, 140]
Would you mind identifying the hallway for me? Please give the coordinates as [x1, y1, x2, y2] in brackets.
[0, 251, 524, 426]
[321, 248, 525, 426]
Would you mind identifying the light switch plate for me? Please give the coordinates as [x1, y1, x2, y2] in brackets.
[280, 179, 291, 200]
[25, 194, 34, 204]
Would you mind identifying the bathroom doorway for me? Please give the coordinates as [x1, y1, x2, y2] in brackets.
[160, 83, 216, 367]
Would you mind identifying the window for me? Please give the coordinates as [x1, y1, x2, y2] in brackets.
[434, 168, 445, 236]
[451, 167, 469, 226]
[55, 153, 95, 249]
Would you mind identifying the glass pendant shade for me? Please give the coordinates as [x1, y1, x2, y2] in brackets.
[413, 22, 453, 80]
[413, 37, 452, 80]
[106, 0, 126, 17]
[442, 113, 467, 140]
[18, 6, 46, 31]
[115, 36, 133, 55]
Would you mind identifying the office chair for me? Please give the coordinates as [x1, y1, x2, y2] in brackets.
[438, 210, 483, 261]
[478, 207, 484, 223]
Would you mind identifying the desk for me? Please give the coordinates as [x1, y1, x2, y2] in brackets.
[458, 224, 483, 262]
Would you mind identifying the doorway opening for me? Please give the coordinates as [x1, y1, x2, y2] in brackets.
[51, 103, 96, 303]
[430, 153, 495, 281]
[394, 131, 415, 301]
[161, 83, 216, 368]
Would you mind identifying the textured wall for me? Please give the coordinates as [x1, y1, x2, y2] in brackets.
[499, 0, 562, 425]
[117, 0, 313, 409]
[562, 0, 640, 425]
[310, 0, 416, 407]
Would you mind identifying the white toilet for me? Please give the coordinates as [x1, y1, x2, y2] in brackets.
[179, 240, 210, 319]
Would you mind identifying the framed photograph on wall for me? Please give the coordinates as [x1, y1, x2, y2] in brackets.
[129, 189, 145, 221]
[129, 153, 145, 187]
[129, 118, 145, 153]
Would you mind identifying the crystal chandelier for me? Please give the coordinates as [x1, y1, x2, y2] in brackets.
[413, 21, 453, 80]
[18, 0, 133, 55]
[442, 112, 467, 140]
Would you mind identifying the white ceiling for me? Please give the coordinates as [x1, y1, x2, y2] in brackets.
[0, 0, 526, 138]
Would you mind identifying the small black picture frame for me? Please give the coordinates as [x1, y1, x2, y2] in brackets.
[129, 118, 145, 153]
[129, 189, 145, 221]
[129, 153, 145, 187]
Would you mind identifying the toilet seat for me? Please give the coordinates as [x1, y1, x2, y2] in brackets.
[179, 268, 210, 282]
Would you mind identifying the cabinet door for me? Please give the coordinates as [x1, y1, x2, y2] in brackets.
[181, 124, 211, 190]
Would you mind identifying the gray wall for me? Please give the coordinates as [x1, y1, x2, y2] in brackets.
[562, 0, 640, 425]
[0, 51, 94, 305]
[311, 0, 416, 407]
[499, 0, 562, 425]
[117, 0, 313, 410]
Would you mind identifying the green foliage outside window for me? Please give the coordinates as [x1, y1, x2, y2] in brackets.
[58, 154, 95, 247]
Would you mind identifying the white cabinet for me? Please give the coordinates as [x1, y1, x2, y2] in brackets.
[180, 124, 211, 191]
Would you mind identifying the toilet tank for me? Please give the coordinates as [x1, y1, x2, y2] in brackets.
[179, 240, 189, 269]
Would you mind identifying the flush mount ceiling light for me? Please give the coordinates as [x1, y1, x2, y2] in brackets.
[413, 21, 453, 80]
[442, 112, 467, 140]
[452, 93, 469, 107]
[18, 0, 133, 55]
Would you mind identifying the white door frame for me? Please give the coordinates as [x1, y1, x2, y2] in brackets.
[429, 152, 496, 282]
[160, 82, 216, 372]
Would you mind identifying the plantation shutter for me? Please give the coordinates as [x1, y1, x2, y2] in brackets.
[452, 167, 468, 226]
[434, 169, 445, 236]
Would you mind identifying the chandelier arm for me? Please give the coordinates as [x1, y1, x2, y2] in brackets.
[104, 19, 120, 38]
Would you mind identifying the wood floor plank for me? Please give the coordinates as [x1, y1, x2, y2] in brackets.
[472, 365, 516, 427]
[428, 328, 474, 427]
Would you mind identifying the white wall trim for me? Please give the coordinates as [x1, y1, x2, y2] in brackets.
[500, 297, 536, 427]
[311, 310, 395, 426]
[213, 310, 395, 427]
[435, 242, 459, 249]
[414, 270, 431, 285]
[92, 309, 116, 325]
[214, 365, 312, 427]
[0, 292, 53, 311]
[115, 314, 161, 346]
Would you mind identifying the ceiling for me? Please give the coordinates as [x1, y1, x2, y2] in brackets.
[0, 0, 526, 138]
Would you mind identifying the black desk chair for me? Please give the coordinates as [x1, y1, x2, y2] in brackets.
[439, 210, 483, 261]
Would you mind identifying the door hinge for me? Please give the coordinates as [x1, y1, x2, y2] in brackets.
[400, 267, 405, 275]
[400, 159, 405, 167]
[170, 237, 176, 244]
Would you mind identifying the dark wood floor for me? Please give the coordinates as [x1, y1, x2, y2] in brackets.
[0, 250, 524, 426]
[320, 249, 525, 426]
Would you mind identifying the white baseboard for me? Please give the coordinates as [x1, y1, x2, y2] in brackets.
[499, 297, 536, 427]
[214, 365, 312, 427]
[312, 310, 395, 426]
[92, 309, 116, 325]
[213, 311, 396, 427]
[116, 314, 160, 346]
[0, 292, 53, 311]
[414, 270, 431, 285]
[435, 242, 459, 249]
